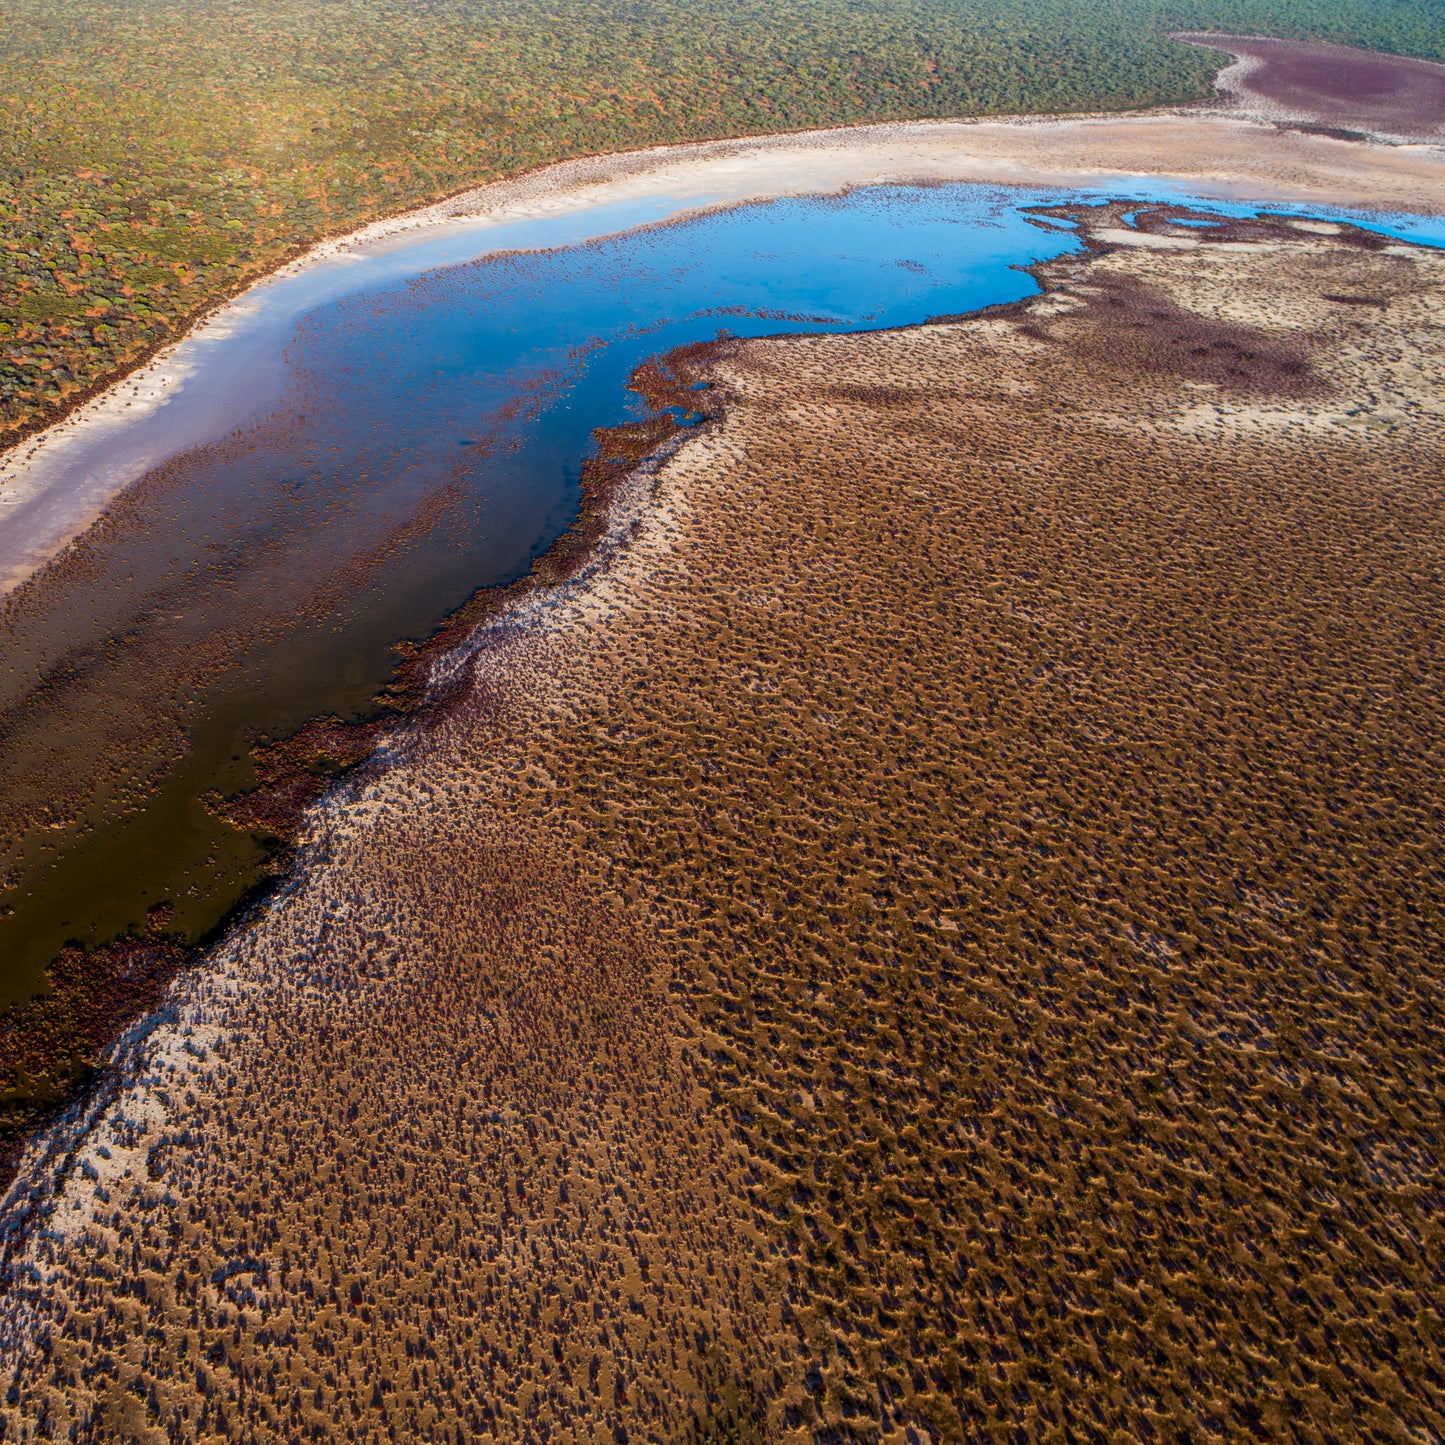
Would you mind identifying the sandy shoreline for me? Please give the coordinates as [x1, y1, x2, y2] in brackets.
[312, 110, 1445, 257]
[2, 110, 1444, 596]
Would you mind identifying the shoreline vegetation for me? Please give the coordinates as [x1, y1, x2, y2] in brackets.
[0, 326, 733, 1205]
[0, 181, 1437, 1210]
[2, 197, 1442, 1439]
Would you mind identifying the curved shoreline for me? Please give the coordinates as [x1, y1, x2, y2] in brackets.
[2, 110, 1445, 1252]
[2, 197, 1441, 1220]
[3, 109, 1444, 596]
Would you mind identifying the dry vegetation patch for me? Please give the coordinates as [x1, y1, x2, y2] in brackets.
[3, 212, 1444, 1443]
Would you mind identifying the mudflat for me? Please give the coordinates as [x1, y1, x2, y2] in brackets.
[5, 203, 1442, 1442]
[1176, 32, 1445, 141]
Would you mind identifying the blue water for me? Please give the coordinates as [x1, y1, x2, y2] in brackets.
[0, 178, 1440, 994]
[0, 182, 1087, 991]
[1084, 181, 1445, 247]
[271, 183, 1083, 623]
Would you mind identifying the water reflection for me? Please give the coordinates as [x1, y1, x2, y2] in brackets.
[0, 180, 1440, 1000]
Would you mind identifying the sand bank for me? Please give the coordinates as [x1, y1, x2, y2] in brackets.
[319, 110, 1445, 258]
[2, 111, 1444, 596]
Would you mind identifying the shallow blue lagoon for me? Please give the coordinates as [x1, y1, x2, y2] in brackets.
[0, 182, 1088, 989]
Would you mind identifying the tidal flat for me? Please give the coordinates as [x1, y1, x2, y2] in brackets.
[2, 118, 1442, 1022]
[0, 183, 1091, 1016]
[2, 197, 1443, 1442]
[7, 130, 1440, 1187]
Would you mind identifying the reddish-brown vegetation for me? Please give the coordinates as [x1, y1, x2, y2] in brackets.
[0, 938, 182, 1189]
[1176, 33, 1445, 140]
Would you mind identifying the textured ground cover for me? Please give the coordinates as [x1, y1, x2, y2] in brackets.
[2, 206, 1442, 1442]
[6, 0, 1445, 1196]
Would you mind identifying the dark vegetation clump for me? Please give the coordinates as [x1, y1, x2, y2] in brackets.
[212, 714, 394, 843]
[536, 346, 732, 584]
[0, 937, 182, 1188]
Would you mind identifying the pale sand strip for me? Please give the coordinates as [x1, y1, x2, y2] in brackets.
[1, 112, 1443, 595]
[319, 112, 1445, 257]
